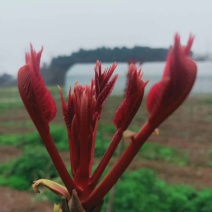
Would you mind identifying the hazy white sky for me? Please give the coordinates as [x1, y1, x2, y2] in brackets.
[0, 0, 212, 76]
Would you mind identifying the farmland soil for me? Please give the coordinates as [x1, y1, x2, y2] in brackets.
[0, 94, 212, 211]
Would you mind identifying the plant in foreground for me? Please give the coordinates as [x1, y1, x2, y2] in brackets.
[17, 34, 197, 211]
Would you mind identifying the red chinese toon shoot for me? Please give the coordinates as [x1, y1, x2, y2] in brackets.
[17, 34, 197, 212]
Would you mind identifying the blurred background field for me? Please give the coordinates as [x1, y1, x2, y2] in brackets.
[0, 86, 212, 211]
[1, 1, 212, 211]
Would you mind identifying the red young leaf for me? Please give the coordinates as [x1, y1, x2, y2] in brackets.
[18, 45, 56, 129]
[94, 61, 118, 114]
[70, 84, 97, 183]
[59, 86, 75, 128]
[147, 34, 197, 125]
[114, 64, 147, 130]
[18, 46, 76, 194]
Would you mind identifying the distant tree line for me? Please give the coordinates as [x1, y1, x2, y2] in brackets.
[41, 46, 169, 85]
[0, 73, 16, 87]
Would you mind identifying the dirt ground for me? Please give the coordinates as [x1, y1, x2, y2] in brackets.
[0, 187, 52, 212]
[0, 95, 212, 211]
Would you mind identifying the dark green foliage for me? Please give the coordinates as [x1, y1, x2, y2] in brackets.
[193, 190, 212, 212]
[0, 176, 29, 190]
[103, 169, 212, 212]
[95, 130, 111, 157]
[95, 132, 109, 157]
[110, 169, 173, 211]
[0, 147, 58, 189]
[19, 125, 69, 150]
[50, 126, 69, 151]
[42, 46, 169, 85]
[71, 46, 168, 63]
[0, 125, 69, 151]
[140, 143, 188, 166]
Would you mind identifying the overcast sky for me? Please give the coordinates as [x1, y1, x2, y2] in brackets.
[0, 0, 212, 76]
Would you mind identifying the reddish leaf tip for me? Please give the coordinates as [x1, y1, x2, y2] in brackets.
[114, 64, 146, 130]
[147, 34, 197, 125]
[18, 45, 56, 128]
